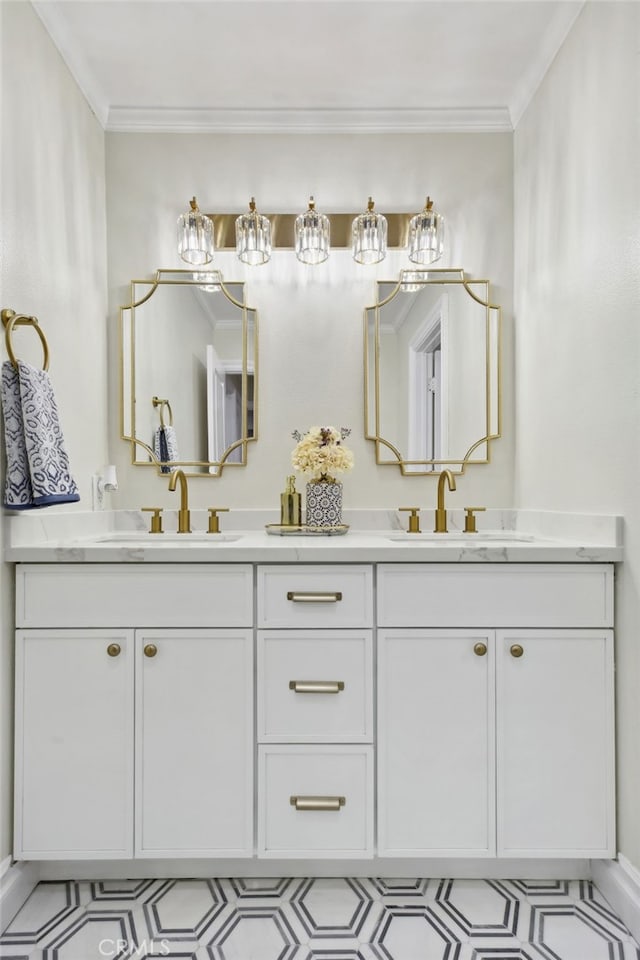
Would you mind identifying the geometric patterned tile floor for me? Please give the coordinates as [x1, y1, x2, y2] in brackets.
[1, 878, 639, 959]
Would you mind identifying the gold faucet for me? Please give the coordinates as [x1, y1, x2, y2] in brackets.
[434, 469, 456, 533]
[168, 469, 191, 533]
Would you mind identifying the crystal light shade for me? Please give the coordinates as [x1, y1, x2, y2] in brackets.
[236, 197, 272, 265]
[295, 197, 330, 265]
[177, 197, 214, 265]
[352, 197, 387, 265]
[408, 196, 444, 265]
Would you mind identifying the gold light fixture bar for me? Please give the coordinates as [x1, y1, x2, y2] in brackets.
[205, 212, 412, 250]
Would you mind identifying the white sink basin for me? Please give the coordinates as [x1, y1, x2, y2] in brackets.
[386, 531, 535, 543]
[90, 532, 242, 545]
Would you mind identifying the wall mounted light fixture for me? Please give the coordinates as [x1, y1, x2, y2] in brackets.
[352, 197, 388, 265]
[408, 196, 445, 265]
[177, 197, 214, 265]
[294, 196, 330, 265]
[236, 197, 272, 265]
[177, 195, 444, 267]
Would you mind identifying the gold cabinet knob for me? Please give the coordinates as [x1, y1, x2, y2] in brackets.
[510, 643, 524, 658]
[107, 643, 121, 657]
[473, 642, 487, 657]
[144, 643, 158, 658]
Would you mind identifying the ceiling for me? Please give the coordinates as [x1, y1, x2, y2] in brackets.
[32, 0, 584, 133]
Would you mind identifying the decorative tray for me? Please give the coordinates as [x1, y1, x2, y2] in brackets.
[265, 524, 350, 537]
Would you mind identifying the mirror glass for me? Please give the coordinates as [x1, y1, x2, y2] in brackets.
[365, 269, 500, 473]
[120, 270, 257, 476]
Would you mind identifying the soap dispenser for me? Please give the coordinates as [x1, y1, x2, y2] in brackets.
[280, 475, 302, 526]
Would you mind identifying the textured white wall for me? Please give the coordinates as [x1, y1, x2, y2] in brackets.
[514, 2, 640, 870]
[105, 132, 514, 513]
[0, 3, 109, 861]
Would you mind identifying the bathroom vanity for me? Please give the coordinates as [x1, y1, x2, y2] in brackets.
[7, 511, 620, 874]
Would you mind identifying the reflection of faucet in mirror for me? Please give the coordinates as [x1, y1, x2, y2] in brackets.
[168, 469, 191, 533]
[434, 469, 456, 533]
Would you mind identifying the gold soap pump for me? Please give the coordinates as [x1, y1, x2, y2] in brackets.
[280, 475, 302, 526]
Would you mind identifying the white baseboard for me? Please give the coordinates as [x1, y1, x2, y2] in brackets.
[0, 858, 38, 934]
[592, 855, 640, 944]
[35, 856, 591, 881]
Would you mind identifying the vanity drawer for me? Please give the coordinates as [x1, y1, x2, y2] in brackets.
[257, 630, 373, 743]
[258, 745, 374, 858]
[377, 563, 613, 629]
[257, 565, 373, 628]
[16, 564, 254, 628]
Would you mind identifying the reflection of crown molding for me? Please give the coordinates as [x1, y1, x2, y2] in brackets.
[106, 106, 513, 134]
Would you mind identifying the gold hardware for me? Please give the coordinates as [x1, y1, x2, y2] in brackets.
[399, 507, 421, 533]
[144, 643, 158, 658]
[2, 308, 50, 371]
[207, 507, 229, 534]
[473, 642, 488, 657]
[510, 643, 524, 658]
[142, 507, 164, 534]
[200, 211, 413, 250]
[464, 506, 486, 533]
[286, 591, 343, 603]
[152, 396, 173, 428]
[434, 469, 456, 533]
[168, 469, 191, 533]
[289, 680, 345, 694]
[290, 796, 346, 812]
[107, 643, 121, 657]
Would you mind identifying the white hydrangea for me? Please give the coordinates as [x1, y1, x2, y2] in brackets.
[291, 426, 354, 481]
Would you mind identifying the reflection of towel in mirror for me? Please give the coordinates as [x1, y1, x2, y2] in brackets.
[1, 360, 80, 509]
[153, 425, 180, 474]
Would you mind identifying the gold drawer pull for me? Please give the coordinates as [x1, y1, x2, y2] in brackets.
[510, 643, 524, 658]
[289, 680, 345, 694]
[144, 643, 158, 658]
[473, 642, 488, 657]
[287, 591, 343, 603]
[290, 795, 346, 812]
[106, 643, 121, 658]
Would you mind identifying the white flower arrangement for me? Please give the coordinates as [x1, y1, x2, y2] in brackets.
[291, 426, 354, 481]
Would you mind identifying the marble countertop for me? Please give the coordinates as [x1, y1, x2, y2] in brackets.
[3, 509, 623, 563]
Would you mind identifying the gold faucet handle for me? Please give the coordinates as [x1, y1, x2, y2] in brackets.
[463, 506, 486, 534]
[208, 507, 229, 534]
[142, 507, 163, 534]
[399, 507, 421, 534]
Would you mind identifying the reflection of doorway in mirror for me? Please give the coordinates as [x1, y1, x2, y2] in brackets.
[206, 345, 254, 467]
[407, 295, 449, 473]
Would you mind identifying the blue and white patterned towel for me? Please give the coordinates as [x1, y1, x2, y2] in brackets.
[1, 360, 80, 509]
[152, 424, 180, 474]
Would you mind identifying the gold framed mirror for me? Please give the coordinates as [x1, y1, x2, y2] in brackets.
[364, 268, 500, 474]
[120, 269, 257, 476]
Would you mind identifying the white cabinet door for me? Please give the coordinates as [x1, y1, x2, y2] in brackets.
[135, 629, 253, 857]
[378, 629, 495, 857]
[496, 629, 615, 858]
[15, 629, 134, 859]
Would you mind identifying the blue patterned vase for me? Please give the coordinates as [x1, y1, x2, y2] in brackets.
[306, 478, 343, 527]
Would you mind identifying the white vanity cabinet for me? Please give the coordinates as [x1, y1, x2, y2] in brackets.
[256, 565, 374, 858]
[15, 628, 134, 859]
[14, 564, 254, 860]
[377, 564, 616, 859]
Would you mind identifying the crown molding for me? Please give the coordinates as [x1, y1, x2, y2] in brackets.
[509, 1, 585, 128]
[105, 106, 513, 135]
[31, 1, 109, 126]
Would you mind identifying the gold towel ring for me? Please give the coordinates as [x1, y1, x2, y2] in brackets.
[1, 308, 50, 371]
[152, 396, 173, 427]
